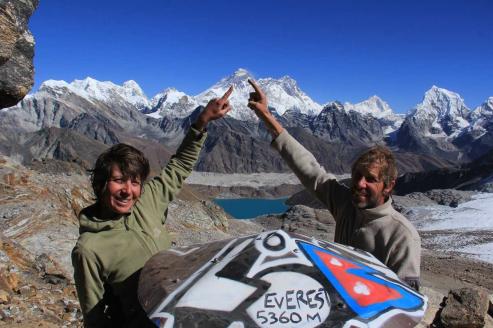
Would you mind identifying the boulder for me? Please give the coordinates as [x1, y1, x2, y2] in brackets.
[440, 287, 489, 327]
[139, 230, 427, 327]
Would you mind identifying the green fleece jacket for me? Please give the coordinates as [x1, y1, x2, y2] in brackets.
[72, 127, 206, 327]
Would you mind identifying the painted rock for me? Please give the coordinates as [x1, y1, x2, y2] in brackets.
[138, 230, 427, 327]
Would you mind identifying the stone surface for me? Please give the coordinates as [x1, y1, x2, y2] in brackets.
[424, 189, 475, 207]
[489, 293, 493, 317]
[440, 287, 489, 328]
[0, 0, 38, 109]
[0, 289, 10, 304]
[415, 287, 445, 327]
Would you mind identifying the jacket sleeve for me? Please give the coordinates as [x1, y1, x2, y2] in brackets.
[271, 130, 350, 220]
[387, 230, 421, 291]
[72, 245, 110, 328]
[137, 126, 206, 222]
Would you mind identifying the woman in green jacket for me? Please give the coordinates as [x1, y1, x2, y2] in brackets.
[72, 87, 233, 327]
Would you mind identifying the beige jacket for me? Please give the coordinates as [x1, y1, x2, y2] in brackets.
[272, 130, 421, 288]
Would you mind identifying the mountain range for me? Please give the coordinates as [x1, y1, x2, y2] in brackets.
[1, 68, 492, 176]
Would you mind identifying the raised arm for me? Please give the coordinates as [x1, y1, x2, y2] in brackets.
[247, 79, 284, 138]
[195, 85, 233, 130]
[247, 79, 347, 215]
[137, 86, 233, 218]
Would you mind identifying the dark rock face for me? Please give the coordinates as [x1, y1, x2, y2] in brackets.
[395, 149, 493, 194]
[423, 189, 474, 207]
[311, 102, 384, 146]
[440, 287, 489, 328]
[0, 0, 38, 109]
[396, 116, 464, 162]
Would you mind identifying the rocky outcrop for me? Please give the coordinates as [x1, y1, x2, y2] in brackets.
[254, 205, 336, 242]
[440, 287, 490, 327]
[0, 0, 38, 109]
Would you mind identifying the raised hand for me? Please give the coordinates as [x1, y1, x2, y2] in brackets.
[247, 79, 284, 137]
[247, 79, 268, 115]
[195, 86, 233, 130]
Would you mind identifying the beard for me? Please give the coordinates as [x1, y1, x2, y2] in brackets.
[351, 188, 381, 209]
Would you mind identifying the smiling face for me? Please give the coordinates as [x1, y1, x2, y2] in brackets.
[350, 146, 398, 209]
[351, 164, 395, 209]
[102, 164, 142, 215]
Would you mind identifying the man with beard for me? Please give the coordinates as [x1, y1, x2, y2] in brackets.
[247, 80, 420, 291]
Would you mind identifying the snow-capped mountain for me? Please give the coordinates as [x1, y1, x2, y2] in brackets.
[40, 77, 150, 111]
[343, 95, 393, 118]
[468, 97, 493, 139]
[413, 86, 470, 138]
[147, 88, 198, 119]
[3, 70, 493, 174]
[343, 96, 404, 133]
[258, 75, 322, 116]
[195, 68, 258, 121]
[396, 86, 474, 161]
[194, 68, 323, 121]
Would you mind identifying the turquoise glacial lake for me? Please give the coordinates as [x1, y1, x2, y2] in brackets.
[214, 198, 289, 219]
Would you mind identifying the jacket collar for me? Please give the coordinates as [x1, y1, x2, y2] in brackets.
[359, 197, 394, 221]
[78, 203, 127, 234]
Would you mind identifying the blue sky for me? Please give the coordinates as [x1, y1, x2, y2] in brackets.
[30, 0, 492, 113]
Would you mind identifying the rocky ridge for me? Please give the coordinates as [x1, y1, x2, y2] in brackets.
[2, 70, 492, 176]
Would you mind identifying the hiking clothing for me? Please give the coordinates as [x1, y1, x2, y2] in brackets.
[72, 127, 206, 327]
[271, 130, 421, 288]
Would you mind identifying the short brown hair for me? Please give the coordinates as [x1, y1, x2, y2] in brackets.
[351, 146, 397, 187]
[90, 144, 150, 200]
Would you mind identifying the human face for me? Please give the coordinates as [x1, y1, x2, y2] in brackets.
[102, 165, 142, 215]
[351, 165, 394, 209]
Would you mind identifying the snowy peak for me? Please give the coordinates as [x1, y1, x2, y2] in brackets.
[148, 87, 198, 119]
[195, 68, 322, 121]
[471, 97, 493, 120]
[122, 80, 146, 98]
[417, 86, 470, 120]
[257, 75, 322, 116]
[405, 86, 471, 139]
[215, 68, 254, 88]
[343, 95, 393, 118]
[342, 96, 402, 134]
[468, 97, 493, 138]
[39, 77, 150, 110]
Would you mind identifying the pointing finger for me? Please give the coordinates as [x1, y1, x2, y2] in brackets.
[221, 85, 233, 100]
[248, 79, 263, 95]
[248, 101, 258, 110]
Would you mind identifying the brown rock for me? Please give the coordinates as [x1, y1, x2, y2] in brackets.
[0, 0, 39, 109]
[18, 284, 36, 298]
[417, 286, 445, 327]
[0, 270, 19, 291]
[440, 287, 489, 328]
[0, 289, 10, 304]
